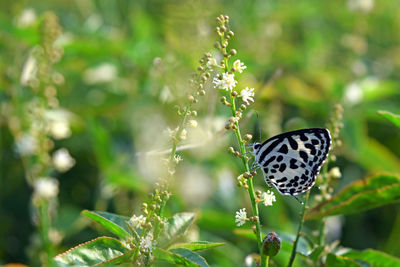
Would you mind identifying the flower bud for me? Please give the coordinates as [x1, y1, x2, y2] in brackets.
[262, 232, 281, 256]
[244, 134, 252, 141]
[231, 91, 238, 97]
[230, 49, 237, 56]
[228, 147, 235, 154]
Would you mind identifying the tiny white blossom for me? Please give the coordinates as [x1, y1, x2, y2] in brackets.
[239, 87, 255, 105]
[213, 72, 237, 92]
[180, 129, 187, 140]
[139, 233, 153, 253]
[34, 177, 59, 200]
[174, 154, 183, 164]
[15, 133, 38, 156]
[188, 119, 198, 128]
[129, 214, 146, 229]
[329, 167, 342, 179]
[261, 190, 276, 206]
[48, 120, 71, 140]
[233, 60, 247, 73]
[83, 63, 118, 84]
[235, 208, 247, 227]
[52, 148, 76, 172]
[206, 57, 218, 69]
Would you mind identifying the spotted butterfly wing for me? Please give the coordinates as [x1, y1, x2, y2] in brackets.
[252, 128, 331, 196]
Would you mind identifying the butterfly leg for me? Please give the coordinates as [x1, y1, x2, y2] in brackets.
[250, 161, 260, 172]
[293, 195, 304, 205]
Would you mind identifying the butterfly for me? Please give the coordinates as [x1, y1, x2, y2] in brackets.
[251, 128, 331, 197]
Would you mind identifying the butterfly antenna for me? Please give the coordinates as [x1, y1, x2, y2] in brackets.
[256, 112, 261, 143]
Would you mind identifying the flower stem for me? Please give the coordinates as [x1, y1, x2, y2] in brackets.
[170, 104, 190, 161]
[287, 190, 310, 267]
[229, 94, 266, 267]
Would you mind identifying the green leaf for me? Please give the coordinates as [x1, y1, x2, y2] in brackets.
[306, 174, 400, 220]
[168, 241, 225, 251]
[154, 248, 209, 267]
[342, 249, 400, 267]
[378, 110, 400, 128]
[82, 210, 130, 239]
[54, 237, 131, 266]
[158, 212, 195, 248]
[326, 253, 362, 267]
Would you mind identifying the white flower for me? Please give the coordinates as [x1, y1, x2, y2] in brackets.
[52, 148, 76, 172]
[83, 63, 117, 84]
[329, 167, 342, 179]
[16, 9, 37, 28]
[206, 57, 218, 69]
[15, 133, 38, 156]
[213, 72, 237, 92]
[20, 55, 37, 86]
[34, 177, 59, 200]
[347, 0, 374, 13]
[180, 129, 187, 140]
[239, 87, 255, 105]
[139, 233, 153, 253]
[188, 120, 198, 128]
[174, 154, 183, 164]
[233, 60, 247, 73]
[235, 208, 247, 227]
[261, 190, 276, 206]
[129, 214, 146, 229]
[48, 120, 71, 140]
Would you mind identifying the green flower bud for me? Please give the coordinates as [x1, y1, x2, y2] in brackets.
[262, 232, 281, 256]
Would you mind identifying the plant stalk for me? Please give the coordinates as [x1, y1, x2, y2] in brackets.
[287, 190, 310, 267]
[229, 94, 266, 267]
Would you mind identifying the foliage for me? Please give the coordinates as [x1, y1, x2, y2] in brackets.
[1, 0, 400, 266]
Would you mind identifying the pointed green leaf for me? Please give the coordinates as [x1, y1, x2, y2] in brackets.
[82, 210, 130, 239]
[378, 110, 400, 128]
[326, 253, 362, 267]
[306, 174, 400, 220]
[158, 212, 195, 248]
[342, 249, 400, 267]
[54, 237, 130, 266]
[168, 241, 225, 251]
[154, 248, 209, 267]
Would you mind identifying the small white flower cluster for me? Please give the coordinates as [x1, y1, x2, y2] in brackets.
[235, 208, 247, 227]
[139, 232, 153, 253]
[52, 148, 76, 172]
[261, 190, 276, 206]
[33, 177, 59, 200]
[212, 60, 255, 106]
[239, 87, 255, 105]
[213, 72, 237, 92]
[129, 214, 146, 229]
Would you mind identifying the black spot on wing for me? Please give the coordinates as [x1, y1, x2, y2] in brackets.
[287, 136, 298, 150]
[299, 133, 308, 141]
[263, 156, 276, 167]
[279, 163, 286, 172]
[278, 144, 288, 154]
[299, 150, 308, 163]
[277, 155, 283, 162]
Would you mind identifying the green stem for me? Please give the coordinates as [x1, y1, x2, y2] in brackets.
[229, 95, 265, 266]
[39, 201, 55, 267]
[287, 190, 310, 267]
[170, 104, 190, 161]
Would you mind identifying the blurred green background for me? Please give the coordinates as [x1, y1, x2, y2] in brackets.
[1, 0, 400, 266]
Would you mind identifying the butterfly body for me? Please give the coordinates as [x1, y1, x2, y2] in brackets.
[252, 128, 331, 196]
